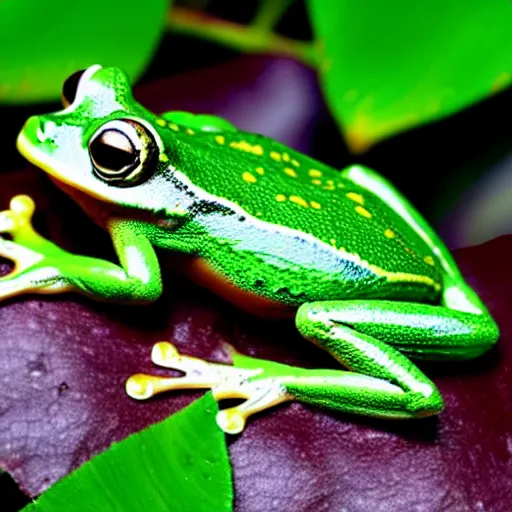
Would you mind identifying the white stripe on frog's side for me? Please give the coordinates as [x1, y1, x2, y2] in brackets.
[171, 170, 441, 290]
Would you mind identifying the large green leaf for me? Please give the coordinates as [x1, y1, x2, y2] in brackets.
[22, 394, 232, 512]
[307, 0, 512, 151]
[0, 0, 168, 104]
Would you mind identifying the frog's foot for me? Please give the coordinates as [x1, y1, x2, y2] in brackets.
[126, 342, 293, 434]
[0, 195, 75, 300]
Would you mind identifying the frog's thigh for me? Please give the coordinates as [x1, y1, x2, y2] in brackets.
[341, 164, 497, 316]
[290, 299, 497, 418]
[341, 164, 446, 257]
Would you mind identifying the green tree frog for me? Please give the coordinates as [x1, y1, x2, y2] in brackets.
[8, 66, 499, 434]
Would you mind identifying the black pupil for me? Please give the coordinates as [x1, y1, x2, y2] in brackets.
[62, 69, 87, 105]
[90, 133, 137, 173]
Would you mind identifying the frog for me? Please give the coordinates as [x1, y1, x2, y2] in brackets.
[7, 65, 499, 434]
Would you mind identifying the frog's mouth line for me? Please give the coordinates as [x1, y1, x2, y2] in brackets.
[16, 128, 117, 206]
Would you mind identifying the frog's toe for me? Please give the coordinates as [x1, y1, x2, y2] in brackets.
[151, 342, 183, 368]
[0, 195, 36, 237]
[150, 341, 229, 374]
[216, 409, 246, 435]
[0, 270, 42, 300]
[0, 275, 41, 301]
[125, 373, 181, 400]
[9, 195, 35, 221]
[0, 266, 69, 301]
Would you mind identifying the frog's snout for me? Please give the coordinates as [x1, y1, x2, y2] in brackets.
[17, 116, 43, 148]
[16, 115, 56, 167]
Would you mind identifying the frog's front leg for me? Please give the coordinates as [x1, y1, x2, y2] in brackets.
[0, 195, 162, 303]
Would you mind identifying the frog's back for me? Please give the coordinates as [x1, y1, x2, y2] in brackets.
[169, 127, 442, 300]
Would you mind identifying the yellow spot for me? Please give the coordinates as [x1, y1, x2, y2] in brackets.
[276, 194, 287, 202]
[186, 128, 195, 135]
[255, 167, 265, 175]
[311, 179, 322, 186]
[270, 151, 282, 161]
[284, 167, 297, 178]
[384, 229, 396, 239]
[169, 123, 180, 131]
[291, 159, 300, 167]
[230, 140, 263, 156]
[242, 172, 257, 184]
[330, 238, 337, 247]
[424, 256, 435, 266]
[309, 169, 322, 178]
[325, 244, 441, 292]
[215, 135, 225, 145]
[256, 212, 263, 216]
[355, 206, 372, 219]
[310, 201, 321, 209]
[323, 183, 335, 191]
[289, 195, 309, 208]
[160, 154, 169, 162]
[405, 247, 413, 254]
[346, 192, 364, 205]
[156, 119, 167, 126]
[282, 152, 290, 162]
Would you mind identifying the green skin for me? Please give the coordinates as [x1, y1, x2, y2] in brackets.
[8, 65, 499, 434]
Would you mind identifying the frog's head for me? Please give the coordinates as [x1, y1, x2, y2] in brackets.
[17, 66, 173, 213]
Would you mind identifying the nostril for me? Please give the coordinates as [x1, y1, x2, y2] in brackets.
[29, 117, 47, 143]
[35, 121, 46, 143]
[17, 116, 46, 147]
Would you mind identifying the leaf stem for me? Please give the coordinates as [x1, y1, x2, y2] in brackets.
[166, 6, 319, 69]
[252, 0, 295, 31]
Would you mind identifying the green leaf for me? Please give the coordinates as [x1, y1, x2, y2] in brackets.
[22, 394, 233, 512]
[307, 0, 512, 152]
[0, 0, 168, 104]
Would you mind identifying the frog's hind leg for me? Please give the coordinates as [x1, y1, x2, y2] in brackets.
[283, 165, 500, 419]
[126, 296, 499, 433]
[290, 298, 498, 420]
[341, 164, 493, 316]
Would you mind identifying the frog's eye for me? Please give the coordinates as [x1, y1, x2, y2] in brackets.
[89, 119, 158, 186]
[62, 70, 87, 107]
